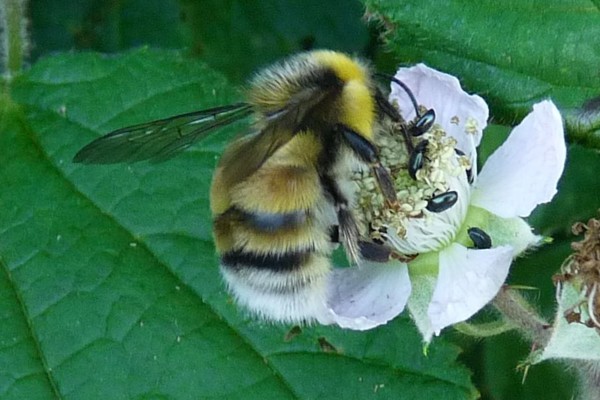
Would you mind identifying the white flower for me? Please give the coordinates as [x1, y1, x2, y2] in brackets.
[319, 65, 566, 341]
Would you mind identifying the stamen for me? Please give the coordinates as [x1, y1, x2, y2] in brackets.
[353, 105, 474, 254]
[465, 117, 480, 135]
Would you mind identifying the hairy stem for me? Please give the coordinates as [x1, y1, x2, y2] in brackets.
[493, 286, 600, 399]
[492, 286, 552, 346]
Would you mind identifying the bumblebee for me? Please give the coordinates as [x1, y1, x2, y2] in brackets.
[74, 50, 408, 323]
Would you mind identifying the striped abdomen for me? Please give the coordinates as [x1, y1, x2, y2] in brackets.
[210, 133, 336, 323]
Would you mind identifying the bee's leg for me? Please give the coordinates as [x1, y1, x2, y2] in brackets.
[321, 174, 361, 264]
[357, 240, 394, 263]
[328, 225, 416, 263]
[337, 124, 398, 207]
[358, 240, 417, 263]
[328, 225, 339, 244]
[374, 88, 414, 154]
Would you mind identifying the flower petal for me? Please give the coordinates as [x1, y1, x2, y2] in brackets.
[325, 261, 411, 330]
[391, 64, 489, 166]
[428, 243, 513, 335]
[471, 101, 566, 218]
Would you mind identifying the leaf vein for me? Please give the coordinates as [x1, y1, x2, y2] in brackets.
[19, 103, 302, 399]
[0, 257, 63, 399]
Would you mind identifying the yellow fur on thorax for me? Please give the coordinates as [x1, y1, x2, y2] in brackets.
[211, 133, 323, 216]
[312, 51, 375, 140]
[212, 51, 376, 217]
[340, 81, 374, 139]
[231, 133, 322, 213]
[311, 51, 366, 83]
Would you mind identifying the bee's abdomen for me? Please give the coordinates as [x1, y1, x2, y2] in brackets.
[214, 207, 333, 323]
[217, 208, 318, 269]
[210, 133, 335, 323]
[214, 206, 331, 270]
[221, 247, 311, 272]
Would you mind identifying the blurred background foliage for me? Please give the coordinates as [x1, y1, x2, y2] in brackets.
[3, 0, 599, 398]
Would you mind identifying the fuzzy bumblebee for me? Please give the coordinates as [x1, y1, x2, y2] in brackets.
[74, 50, 407, 323]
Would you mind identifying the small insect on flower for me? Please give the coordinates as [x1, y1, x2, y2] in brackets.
[426, 191, 459, 213]
[72, 50, 420, 325]
[351, 63, 565, 340]
[353, 76, 471, 255]
[409, 109, 436, 137]
[408, 140, 428, 180]
[467, 227, 492, 250]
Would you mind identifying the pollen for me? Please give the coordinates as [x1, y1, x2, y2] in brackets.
[353, 108, 472, 248]
[465, 117, 480, 135]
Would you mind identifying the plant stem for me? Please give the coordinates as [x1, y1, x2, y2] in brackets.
[1, 0, 29, 80]
[454, 319, 516, 338]
[492, 285, 552, 346]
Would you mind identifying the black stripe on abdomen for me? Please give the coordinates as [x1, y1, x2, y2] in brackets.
[224, 207, 308, 233]
[221, 249, 311, 272]
[240, 208, 307, 232]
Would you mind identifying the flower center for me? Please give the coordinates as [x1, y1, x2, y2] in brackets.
[354, 111, 472, 255]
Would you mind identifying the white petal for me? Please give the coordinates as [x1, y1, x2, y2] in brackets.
[428, 244, 513, 335]
[471, 101, 566, 218]
[325, 261, 411, 330]
[391, 64, 489, 164]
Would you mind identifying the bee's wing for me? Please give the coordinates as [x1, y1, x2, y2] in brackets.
[214, 85, 333, 185]
[73, 103, 253, 164]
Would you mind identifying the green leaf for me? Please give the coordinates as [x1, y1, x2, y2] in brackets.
[179, 0, 370, 82]
[1, 49, 476, 399]
[29, 0, 186, 58]
[459, 331, 578, 400]
[528, 143, 600, 236]
[365, 0, 600, 148]
[28, 1, 370, 86]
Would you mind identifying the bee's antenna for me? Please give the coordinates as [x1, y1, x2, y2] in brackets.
[376, 73, 421, 118]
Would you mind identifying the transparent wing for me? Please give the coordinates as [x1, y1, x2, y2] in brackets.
[73, 103, 253, 164]
[212, 85, 336, 186]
